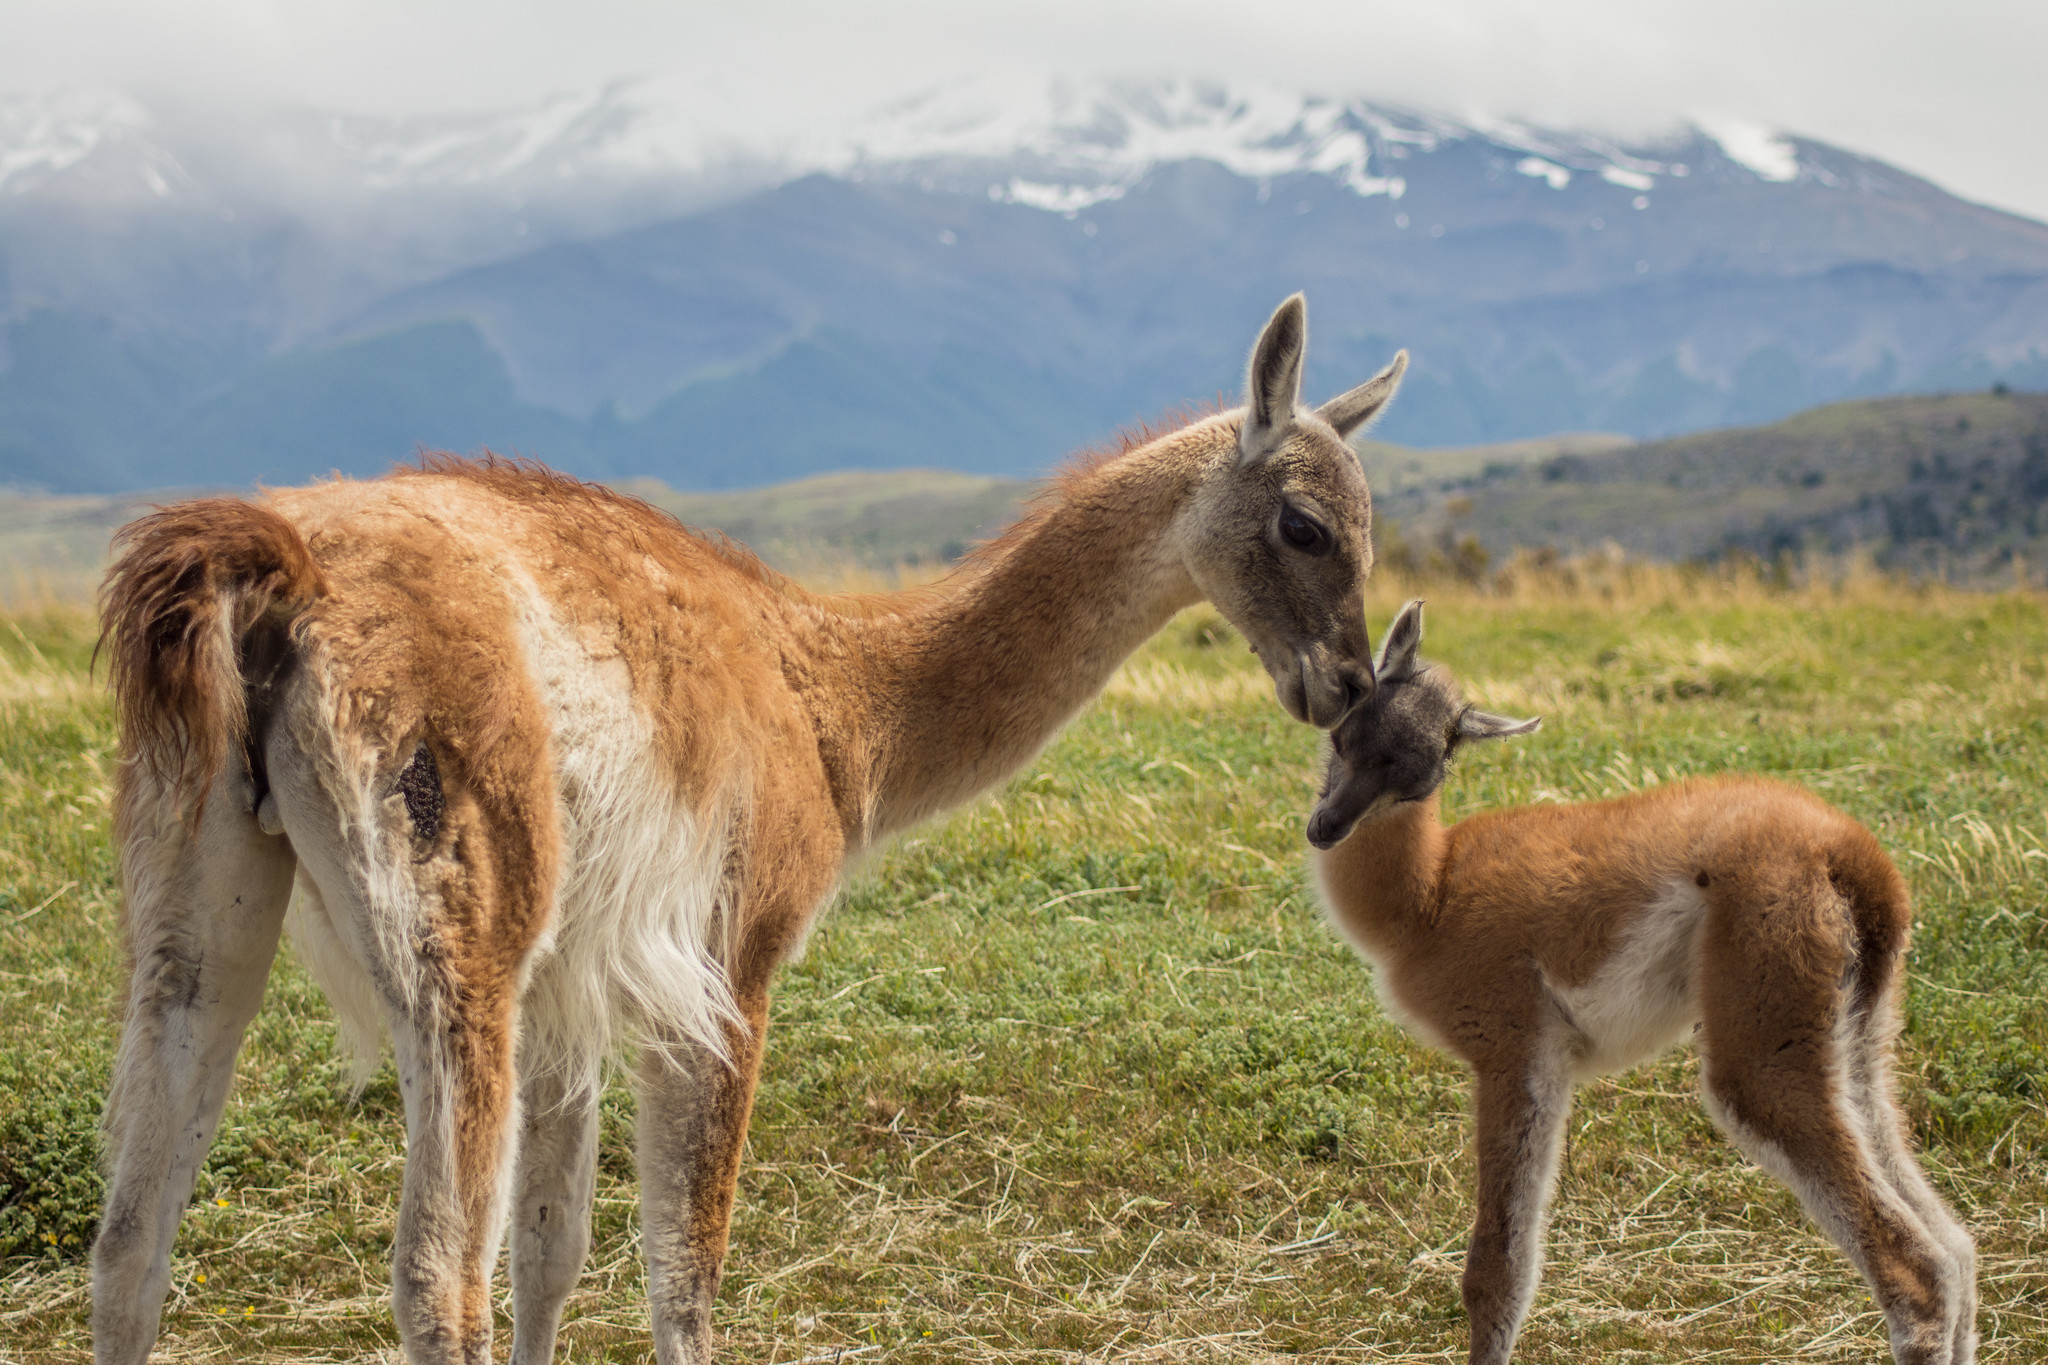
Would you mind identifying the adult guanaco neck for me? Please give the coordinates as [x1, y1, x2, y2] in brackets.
[808, 422, 1223, 847]
[1315, 792, 1449, 959]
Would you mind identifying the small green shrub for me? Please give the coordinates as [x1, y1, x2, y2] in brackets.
[0, 1062, 105, 1262]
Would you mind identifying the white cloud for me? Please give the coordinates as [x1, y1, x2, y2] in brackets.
[4, 0, 2046, 220]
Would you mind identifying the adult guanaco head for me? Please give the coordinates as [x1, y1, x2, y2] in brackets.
[1307, 600, 1540, 849]
[1179, 295, 1406, 728]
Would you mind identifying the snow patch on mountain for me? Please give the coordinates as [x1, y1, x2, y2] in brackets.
[815, 80, 1728, 212]
[320, 84, 673, 189]
[1517, 156, 1572, 189]
[824, 78, 1410, 204]
[0, 87, 156, 193]
[1698, 117, 1800, 182]
[992, 178, 1127, 214]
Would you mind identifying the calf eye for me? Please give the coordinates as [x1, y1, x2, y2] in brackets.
[1279, 507, 1330, 555]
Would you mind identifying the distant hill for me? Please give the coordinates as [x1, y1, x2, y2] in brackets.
[0, 431, 1619, 600]
[620, 468, 1031, 575]
[0, 486, 166, 604]
[0, 468, 1038, 604]
[1383, 389, 2048, 579]
[6, 80, 2048, 493]
[6, 396, 2045, 602]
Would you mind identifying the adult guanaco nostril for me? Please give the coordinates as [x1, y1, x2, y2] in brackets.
[1343, 668, 1373, 712]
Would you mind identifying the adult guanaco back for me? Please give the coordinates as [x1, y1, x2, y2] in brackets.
[1307, 601, 1975, 1365]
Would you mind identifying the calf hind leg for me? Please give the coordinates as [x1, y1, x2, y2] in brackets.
[269, 743, 540, 1365]
[381, 1003, 522, 1365]
[1841, 1013, 1977, 1363]
[1703, 1042, 1963, 1364]
[92, 769, 297, 1365]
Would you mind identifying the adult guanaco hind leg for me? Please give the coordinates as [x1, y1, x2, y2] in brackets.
[92, 768, 297, 1365]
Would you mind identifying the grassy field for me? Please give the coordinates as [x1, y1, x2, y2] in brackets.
[2, 561, 2045, 1363]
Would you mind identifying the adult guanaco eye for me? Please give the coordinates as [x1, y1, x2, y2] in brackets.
[1278, 507, 1329, 554]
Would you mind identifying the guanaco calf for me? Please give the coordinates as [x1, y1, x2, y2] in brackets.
[1306, 601, 1976, 1365]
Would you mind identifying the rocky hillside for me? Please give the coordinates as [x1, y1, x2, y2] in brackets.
[1383, 389, 2048, 579]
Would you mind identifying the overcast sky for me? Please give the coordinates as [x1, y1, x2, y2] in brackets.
[8, 0, 2048, 222]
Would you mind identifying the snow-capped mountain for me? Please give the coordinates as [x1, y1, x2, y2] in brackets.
[0, 78, 1712, 202]
[3, 77, 2046, 492]
[825, 78, 1753, 206]
[0, 81, 729, 200]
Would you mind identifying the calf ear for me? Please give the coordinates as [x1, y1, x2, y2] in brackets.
[1373, 599, 1425, 682]
[1241, 294, 1307, 464]
[1456, 709, 1541, 742]
[1316, 350, 1409, 438]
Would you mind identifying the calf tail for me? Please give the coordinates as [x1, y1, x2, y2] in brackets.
[1826, 820, 1914, 1019]
[98, 499, 327, 823]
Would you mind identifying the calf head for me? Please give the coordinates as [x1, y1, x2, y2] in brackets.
[1306, 600, 1540, 849]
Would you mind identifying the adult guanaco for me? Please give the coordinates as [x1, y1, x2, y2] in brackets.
[1306, 601, 1975, 1365]
[92, 297, 1404, 1364]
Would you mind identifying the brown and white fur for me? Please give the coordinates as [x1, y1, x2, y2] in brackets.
[1306, 601, 1976, 1365]
[90, 297, 1403, 1365]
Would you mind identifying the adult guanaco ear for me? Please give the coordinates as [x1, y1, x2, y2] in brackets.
[1316, 350, 1409, 439]
[1455, 709, 1542, 742]
[1240, 293, 1307, 464]
[1373, 599, 1426, 682]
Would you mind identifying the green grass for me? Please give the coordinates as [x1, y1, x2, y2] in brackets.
[2, 569, 2046, 1362]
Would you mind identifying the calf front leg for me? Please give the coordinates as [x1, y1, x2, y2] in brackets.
[636, 996, 769, 1365]
[1462, 1048, 1574, 1365]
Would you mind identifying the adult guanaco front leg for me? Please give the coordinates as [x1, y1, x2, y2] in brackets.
[1462, 1046, 1575, 1365]
[509, 1062, 603, 1365]
[636, 993, 771, 1364]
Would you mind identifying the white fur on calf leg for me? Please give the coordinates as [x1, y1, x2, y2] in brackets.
[267, 728, 532, 1365]
[92, 770, 296, 1365]
[1703, 1053, 1960, 1365]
